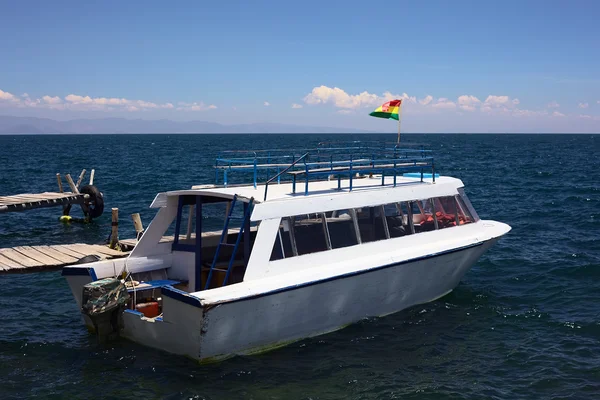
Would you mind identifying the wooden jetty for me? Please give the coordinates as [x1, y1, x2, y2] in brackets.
[0, 243, 128, 273]
[0, 192, 83, 213]
[0, 169, 104, 220]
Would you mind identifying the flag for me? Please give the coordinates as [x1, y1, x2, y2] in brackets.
[369, 99, 402, 121]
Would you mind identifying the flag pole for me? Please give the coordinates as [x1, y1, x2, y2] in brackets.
[397, 102, 402, 144]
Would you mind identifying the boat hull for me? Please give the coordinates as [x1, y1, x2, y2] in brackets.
[120, 238, 497, 361]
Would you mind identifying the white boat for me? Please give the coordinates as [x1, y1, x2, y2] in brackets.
[63, 142, 510, 362]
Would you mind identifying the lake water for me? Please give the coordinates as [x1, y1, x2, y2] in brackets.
[0, 133, 598, 399]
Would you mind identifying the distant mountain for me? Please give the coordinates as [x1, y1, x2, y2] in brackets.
[0, 116, 373, 134]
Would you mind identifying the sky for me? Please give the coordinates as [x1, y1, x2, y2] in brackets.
[1, 0, 599, 133]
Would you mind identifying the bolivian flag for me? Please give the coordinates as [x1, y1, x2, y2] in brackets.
[369, 99, 402, 121]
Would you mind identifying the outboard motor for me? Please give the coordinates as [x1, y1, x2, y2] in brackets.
[81, 278, 130, 342]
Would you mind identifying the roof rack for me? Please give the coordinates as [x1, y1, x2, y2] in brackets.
[213, 141, 435, 200]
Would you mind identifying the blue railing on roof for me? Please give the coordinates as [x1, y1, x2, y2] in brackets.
[214, 141, 435, 199]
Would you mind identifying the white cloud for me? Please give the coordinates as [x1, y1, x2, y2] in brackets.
[0, 89, 18, 102]
[303, 85, 416, 109]
[1, 87, 215, 113]
[512, 109, 548, 117]
[42, 95, 62, 105]
[478, 95, 520, 114]
[483, 95, 518, 107]
[578, 114, 592, 119]
[134, 100, 159, 109]
[264, 101, 271, 106]
[547, 101, 560, 108]
[419, 95, 433, 106]
[457, 95, 481, 111]
[65, 94, 93, 104]
[304, 86, 378, 109]
[177, 101, 216, 111]
[552, 111, 565, 117]
[396, 92, 417, 104]
[432, 98, 456, 109]
[578, 102, 589, 109]
[291, 103, 303, 109]
[337, 109, 352, 114]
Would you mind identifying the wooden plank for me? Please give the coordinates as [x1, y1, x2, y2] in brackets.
[118, 238, 137, 248]
[66, 243, 127, 258]
[0, 249, 39, 268]
[13, 246, 63, 266]
[52, 244, 95, 259]
[0, 193, 80, 205]
[0, 196, 42, 205]
[33, 246, 79, 264]
[60, 244, 106, 259]
[0, 254, 23, 269]
[86, 245, 128, 257]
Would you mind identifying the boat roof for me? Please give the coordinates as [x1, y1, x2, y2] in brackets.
[150, 174, 464, 208]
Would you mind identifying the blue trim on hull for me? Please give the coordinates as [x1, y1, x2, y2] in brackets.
[162, 285, 203, 308]
[162, 241, 487, 309]
[62, 266, 97, 280]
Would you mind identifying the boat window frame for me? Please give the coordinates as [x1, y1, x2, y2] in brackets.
[172, 195, 200, 253]
[267, 193, 475, 262]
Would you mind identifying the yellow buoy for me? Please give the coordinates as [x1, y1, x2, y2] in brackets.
[59, 215, 73, 223]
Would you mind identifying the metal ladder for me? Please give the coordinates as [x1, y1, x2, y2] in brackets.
[204, 195, 254, 290]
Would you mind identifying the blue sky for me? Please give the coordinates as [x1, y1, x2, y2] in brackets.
[1, 0, 599, 132]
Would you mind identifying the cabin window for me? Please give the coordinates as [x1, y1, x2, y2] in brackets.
[327, 209, 360, 249]
[457, 188, 480, 221]
[270, 218, 295, 260]
[269, 194, 475, 262]
[455, 195, 475, 225]
[294, 214, 329, 255]
[270, 214, 329, 260]
[432, 196, 459, 229]
[355, 207, 388, 242]
[386, 202, 414, 237]
[411, 199, 437, 232]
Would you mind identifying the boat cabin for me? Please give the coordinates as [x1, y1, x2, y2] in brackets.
[122, 143, 479, 295]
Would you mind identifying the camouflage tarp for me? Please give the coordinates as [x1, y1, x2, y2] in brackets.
[81, 278, 130, 317]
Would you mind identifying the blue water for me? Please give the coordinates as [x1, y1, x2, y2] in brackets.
[0, 134, 599, 399]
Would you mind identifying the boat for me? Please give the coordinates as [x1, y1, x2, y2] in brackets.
[62, 141, 511, 362]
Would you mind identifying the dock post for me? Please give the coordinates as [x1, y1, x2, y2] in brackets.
[56, 174, 63, 193]
[65, 174, 79, 194]
[75, 169, 87, 189]
[109, 208, 119, 249]
[89, 169, 95, 185]
[131, 213, 144, 240]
